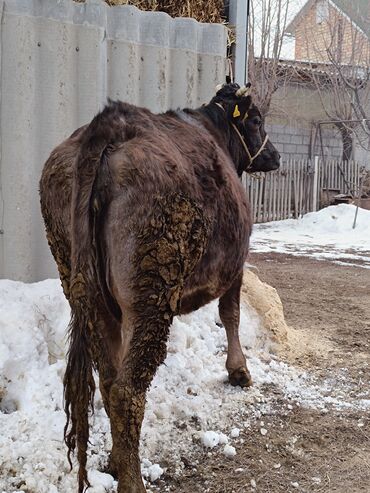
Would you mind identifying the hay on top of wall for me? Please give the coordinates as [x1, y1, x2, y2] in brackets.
[74, 0, 225, 24]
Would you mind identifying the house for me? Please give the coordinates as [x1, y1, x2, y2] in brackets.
[286, 0, 370, 65]
[266, 60, 350, 162]
[265, 56, 370, 165]
[263, 1, 370, 165]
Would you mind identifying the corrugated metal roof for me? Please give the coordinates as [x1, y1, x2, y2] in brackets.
[264, 58, 369, 84]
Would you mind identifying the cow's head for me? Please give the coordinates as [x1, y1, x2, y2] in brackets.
[212, 83, 280, 175]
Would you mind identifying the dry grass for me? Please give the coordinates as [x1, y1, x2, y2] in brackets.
[74, 0, 225, 24]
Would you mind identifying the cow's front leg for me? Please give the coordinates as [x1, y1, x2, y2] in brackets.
[219, 273, 252, 387]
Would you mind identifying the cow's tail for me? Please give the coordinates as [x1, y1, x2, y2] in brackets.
[64, 101, 124, 493]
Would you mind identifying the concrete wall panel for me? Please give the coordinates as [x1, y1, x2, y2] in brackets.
[0, 0, 227, 281]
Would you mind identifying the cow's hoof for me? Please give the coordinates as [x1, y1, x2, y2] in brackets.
[229, 367, 252, 388]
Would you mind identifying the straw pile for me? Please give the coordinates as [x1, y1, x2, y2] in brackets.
[241, 269, 288, 349]
[75, 0, 225, 24]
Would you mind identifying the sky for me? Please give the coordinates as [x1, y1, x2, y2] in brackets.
[281, 0, 308, 59]
[250, 0, 309, 60]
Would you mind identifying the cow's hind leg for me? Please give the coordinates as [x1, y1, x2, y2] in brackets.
[106, 193, 207, 492]
[92, 312, 122, 478]
[219, 273, 252, 387]
[108, 257, 181, 492]
[109, 306, 172, 493]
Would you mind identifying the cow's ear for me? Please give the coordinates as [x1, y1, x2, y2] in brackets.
[226, 96, 251, 123]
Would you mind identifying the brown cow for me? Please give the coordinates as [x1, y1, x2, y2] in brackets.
[39, 83, 280, 493]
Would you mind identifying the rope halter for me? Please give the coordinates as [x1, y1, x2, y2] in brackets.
[230, 122, 269, 171]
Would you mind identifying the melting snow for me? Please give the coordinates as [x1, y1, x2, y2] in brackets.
[251, 204, 370, 267]
[222, 444, 236, 458]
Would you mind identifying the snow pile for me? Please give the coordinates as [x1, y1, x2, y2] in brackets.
[141, 295, 263, 462]
[0, 279, 68, 414]
[0, 279, 262, 492]
[252, 205, 370, 267]
[0, 280, 76, 493]
[1, 276, 369, 492]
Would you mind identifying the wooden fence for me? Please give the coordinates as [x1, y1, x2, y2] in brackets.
[319, 159, 362, 196]
[243, 158, 363, 223]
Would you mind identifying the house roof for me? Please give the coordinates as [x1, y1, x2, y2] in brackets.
[274, 58, 368, 83]
[286, 0, 370, 38]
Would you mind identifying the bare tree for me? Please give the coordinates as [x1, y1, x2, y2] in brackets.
[300, 5, 370, 160]
[247, 0, 292, 117]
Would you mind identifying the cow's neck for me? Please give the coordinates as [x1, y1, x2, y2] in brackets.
[193, 105, 246, 177]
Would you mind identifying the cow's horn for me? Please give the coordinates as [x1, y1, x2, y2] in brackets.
[236, 86, 251, 97]
[215, 83, 225, 92]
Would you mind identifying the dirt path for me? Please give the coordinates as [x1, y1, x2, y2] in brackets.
[154, 254, 370, 493]
[253, 253, 370, 370]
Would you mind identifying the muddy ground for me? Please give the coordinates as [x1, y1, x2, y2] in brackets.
[154, 254, 370, 493]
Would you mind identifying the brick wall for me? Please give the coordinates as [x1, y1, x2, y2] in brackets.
[294, 1, 370, 65]
[266, 122, 343, 161]
[266, 82, 370, 165]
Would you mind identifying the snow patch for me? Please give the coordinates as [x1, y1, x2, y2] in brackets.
[202, 431, 220, 448]
[1, 272, 369, 492]
[141, 461, 164, 483]
[88, 470, 114, 491]
[252, 205, 370, 267]
[223, 444, 237, 458]
[230, 427, 240, 438]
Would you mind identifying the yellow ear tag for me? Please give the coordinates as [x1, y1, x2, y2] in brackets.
[233, 105, 241, 118]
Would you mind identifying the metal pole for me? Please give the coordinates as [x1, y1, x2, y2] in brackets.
[246, 0, 250, 83]
[353, 174, 364, 229]
[229, 0, 248, 85]
[313, 156, 319, 211]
